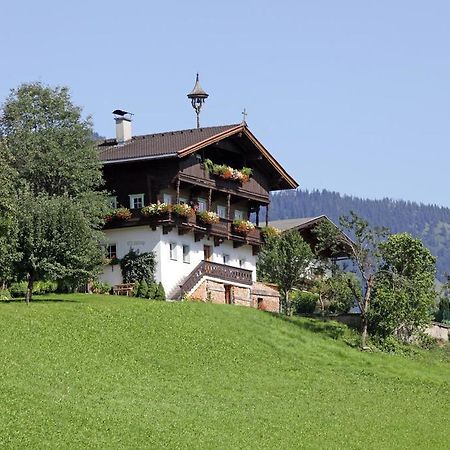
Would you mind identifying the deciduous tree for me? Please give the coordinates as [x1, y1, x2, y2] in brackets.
[258, 230, 314, 314]
[0, 82, 108, 302]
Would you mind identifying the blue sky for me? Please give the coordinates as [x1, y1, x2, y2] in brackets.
[3, 1, 450, 207]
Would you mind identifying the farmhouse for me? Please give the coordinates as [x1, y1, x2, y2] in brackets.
[98, 105, 297, 310]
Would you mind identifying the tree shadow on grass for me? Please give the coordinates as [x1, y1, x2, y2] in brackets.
[266, 311, 360, 345]
[1, 297, 78, 304]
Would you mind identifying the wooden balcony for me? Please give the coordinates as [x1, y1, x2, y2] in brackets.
[104, 211, 262, 247]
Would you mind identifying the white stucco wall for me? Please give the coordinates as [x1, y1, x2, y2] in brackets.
[99, 226, 162, 286]
[99, 225, 257, 298]
[159, 229, 257, 297]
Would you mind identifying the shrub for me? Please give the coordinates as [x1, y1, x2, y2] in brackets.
[137, 280, 148, 298]
[146, 281, 158, 299]
[91, 280, 112, 295]
[120, 249, 156, 284]
[9, 281, 29, 298]
[261, 226, 281, 240]
[291, 291, 319, 314]
[155, 282, 166, 301]
[0, 289, 11, 301]
[34, 280, 58, 294]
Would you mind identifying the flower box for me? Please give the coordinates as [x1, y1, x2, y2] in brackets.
[233, 219, 255, 235]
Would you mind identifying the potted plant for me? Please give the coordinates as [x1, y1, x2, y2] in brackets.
[141, 202, 171, 217]
[198, 211, 220, 225]
[233, 219, 255, 235]
[105, 207, 132, 222]
[172, 203, 195, 218]
[203, 158, 253, 184]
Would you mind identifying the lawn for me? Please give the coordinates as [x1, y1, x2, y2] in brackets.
[0, 294, 449, 449]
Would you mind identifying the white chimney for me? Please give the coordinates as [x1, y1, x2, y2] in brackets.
[113, 109, 133, 143]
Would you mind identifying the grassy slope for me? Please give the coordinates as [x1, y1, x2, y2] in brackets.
[0, 295, 449, 449]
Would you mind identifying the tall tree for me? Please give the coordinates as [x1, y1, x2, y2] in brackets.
[0, 82, 108, 302]
[258, 230, 314, 314]
[0, 144, 19, 285]
[369, 233, 436, 340]
[315, 213, 389, 347]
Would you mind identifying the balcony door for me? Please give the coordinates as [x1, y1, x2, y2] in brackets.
[203, 245, 212, 262]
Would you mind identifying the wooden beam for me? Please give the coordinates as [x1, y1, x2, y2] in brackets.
[256, 204, 260, 227]
[265, 204, 269, 227]
[176, 177, 180, 204]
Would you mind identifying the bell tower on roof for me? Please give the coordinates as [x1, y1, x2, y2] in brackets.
[187, 73, 209, 129]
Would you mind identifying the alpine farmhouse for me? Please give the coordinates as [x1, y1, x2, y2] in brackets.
[98, 82, 298, 311]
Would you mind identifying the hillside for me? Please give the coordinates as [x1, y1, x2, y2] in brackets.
[1, 295, 449, 449]
[270, 189, 450, 280]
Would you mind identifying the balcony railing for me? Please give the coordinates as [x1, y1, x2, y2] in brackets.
[104, 210, 262, 245]
[175, 260, 253, 299]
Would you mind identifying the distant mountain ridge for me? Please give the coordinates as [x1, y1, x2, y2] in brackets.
[269, 189, 450, 281]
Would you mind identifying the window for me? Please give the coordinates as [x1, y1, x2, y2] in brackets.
[183, 245, 190, 263]
[163, 193, 172, 204]
[234, 209, 244, 220]
[217, 205, 226, 218]
[129, 193, 144, 209]
[197, 198, 207, 212]
[109, 196, 118, 209]
[239, 258, 246, 268]
[179, 197, 188, 205]
[169, 242, 177, 261]
[222, 254, 230, 265]
[106, 244, 117, 259]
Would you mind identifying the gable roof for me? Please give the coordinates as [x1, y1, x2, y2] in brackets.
[269, 216, 354, 259]
[98, 124, 238, 163]
[98, 123, 298, 189]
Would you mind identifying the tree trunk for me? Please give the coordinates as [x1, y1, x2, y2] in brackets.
[25, 271, 35, 305]
[319, 292, 325, 317]
[360, 277, 373, 349]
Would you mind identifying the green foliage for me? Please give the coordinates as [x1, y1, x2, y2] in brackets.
[270, 188, 450, 281]
[120, 249, 156, 284]
[325, 272, 361, 314]
[155, 282, 166, 301]
[91, 281, 112, 295]
[370, 233, 436, 341]
[146, 281, 158, 299]
[0, 144, 19, 283]
[9, 281, 29, 298]
[0, 289, 12, 301]
[136, 279, 149, 298]
[9, 280, 58, 297]
[258, 230, 314, 313]
[0, 294, 449, 448]
[290, 291, 318, 314]
[0, 82, 109, 301]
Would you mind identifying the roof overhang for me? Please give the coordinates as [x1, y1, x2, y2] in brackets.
[176, 124, 298, 190]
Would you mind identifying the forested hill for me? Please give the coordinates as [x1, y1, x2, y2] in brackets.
[269, 189, 450, 281]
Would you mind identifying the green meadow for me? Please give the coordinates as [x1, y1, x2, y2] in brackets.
[0, 294, 448, 449]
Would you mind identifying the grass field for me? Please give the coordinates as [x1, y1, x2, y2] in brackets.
[0, 294, 449, 449]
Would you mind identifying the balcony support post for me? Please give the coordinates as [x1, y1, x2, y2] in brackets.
[265, 204, 269, 227]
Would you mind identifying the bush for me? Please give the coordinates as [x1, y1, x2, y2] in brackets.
[155, 282, 166, 301]
[137, 280, 148, 298]
[34, 280, 58, 294]
[9, 281, 29, 298]
[291, 291, 319, 314]
[91, 280, 112, 295]
[146, 281, 157, 299]
[120, 249, 156, 284]
[0, 289, 11, 301]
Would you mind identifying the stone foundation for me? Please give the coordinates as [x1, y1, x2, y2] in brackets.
[189, 278, 280, 312]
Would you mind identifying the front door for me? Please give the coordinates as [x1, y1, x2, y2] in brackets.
[203, 245, 212, 262]
[225, 285, 232, 304]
